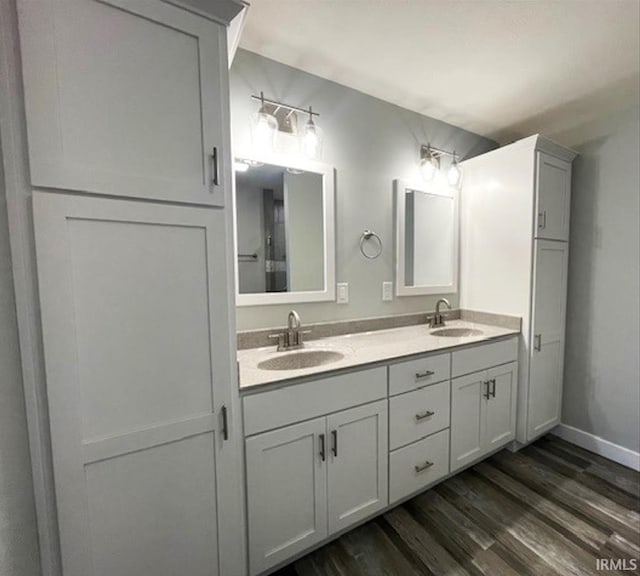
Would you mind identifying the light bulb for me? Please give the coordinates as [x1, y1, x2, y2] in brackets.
[300, 114, 323, 159]
[250, 107, 278, 154]
[447, 158, 462, 187]
[420, 155, 439, 181]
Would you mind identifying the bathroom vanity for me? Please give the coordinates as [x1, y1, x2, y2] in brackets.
[238, 319, 520, 575]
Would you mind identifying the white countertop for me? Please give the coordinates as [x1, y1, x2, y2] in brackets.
[238, 319, 519, 391]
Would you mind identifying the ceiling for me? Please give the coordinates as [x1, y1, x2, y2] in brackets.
[239, 0, 640, 145]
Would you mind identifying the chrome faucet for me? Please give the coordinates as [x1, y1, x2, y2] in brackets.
[269, 310, 310, 351]
[430, 298, 452, 328]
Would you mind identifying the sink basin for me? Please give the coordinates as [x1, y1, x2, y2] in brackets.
[431, 327, 484, 338]
[258, 349, 345, 371]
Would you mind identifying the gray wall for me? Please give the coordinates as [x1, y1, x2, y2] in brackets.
[230, 49, 497, 330]
[563, 104, 640, 453]
[0, 137, 41, 574]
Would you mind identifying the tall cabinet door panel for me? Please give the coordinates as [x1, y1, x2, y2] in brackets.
[535, 152, 571, 241]
[485, 362, 518, 450]
[451, 372, 486, 472]
[327, 401, 388, 534]
[529, 240, 569, 439]
[18, 0, 226, 205]
[246, 418, 328, 576]
[33, 193, 242, 576]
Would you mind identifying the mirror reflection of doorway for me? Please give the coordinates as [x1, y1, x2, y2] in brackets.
[262, 188, 288, 292]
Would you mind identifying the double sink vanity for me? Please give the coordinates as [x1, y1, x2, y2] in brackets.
[237, 310, 520, 575]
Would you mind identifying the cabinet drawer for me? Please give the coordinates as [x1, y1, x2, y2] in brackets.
[451, 337, 518, 378]
[389, 381, 450, 450]
[243, 367, 387, 436]
[389, 429, 450, 504]
[389, 353, 450, 396]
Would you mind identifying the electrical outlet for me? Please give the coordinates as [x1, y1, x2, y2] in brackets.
[337, 282, 349, 304]
[382, 281, 393, 301]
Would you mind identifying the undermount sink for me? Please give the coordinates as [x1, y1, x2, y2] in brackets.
[430, 327, 484, 338]
[257, 349, 345, 371]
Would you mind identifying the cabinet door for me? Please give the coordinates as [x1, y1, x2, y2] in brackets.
[33, 193, 243, 576]
[450, 371, 487, 472]
[529, 240, 569, 440]
[484, 362, 518, 450]
[246, 418, 328, 576]
[19, 0, 226, 205]
[327, 401, 388, 534]
[535, 152, 572, 241]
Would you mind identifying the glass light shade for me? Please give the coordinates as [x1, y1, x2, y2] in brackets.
[447, 160, 462, 187]
[300, 119, 324, 159]
[233, 160, 250, 172]
[250, 109, 278, 154]
[420, 155, 439, 181]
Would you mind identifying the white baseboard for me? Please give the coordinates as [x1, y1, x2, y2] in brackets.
[551, 424, 640, 472]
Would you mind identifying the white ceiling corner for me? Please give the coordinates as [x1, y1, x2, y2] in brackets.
[239, 0, 640, 146]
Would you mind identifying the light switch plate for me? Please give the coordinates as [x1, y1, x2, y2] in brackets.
[337, 282, 349, 304]
[382, 281, 393, 301]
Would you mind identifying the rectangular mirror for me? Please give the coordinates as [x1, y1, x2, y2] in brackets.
[394, 179, 459, 296]
[234, 153, 335, 306]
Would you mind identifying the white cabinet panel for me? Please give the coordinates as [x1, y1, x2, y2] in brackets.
[33, 193, 242, 576]
[389, 380, 450, 450]
[451, 337, 517, 378]
[389, 352, 450, 396]
[485, 362, 518, 450]
[535, 152, 572, 241]
[246, 418, 327, 576]
[450, 372, 486, 472]
[327, 401, 388, 534]
[529, 240, 568, 439]
[19, 0, 226, 205]
[389, 429, 450, 504]
[85, 434, 218, 576]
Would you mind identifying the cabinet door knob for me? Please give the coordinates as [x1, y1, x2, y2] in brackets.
[415, 410, 435, 421]
[534, 334, 542, 351]
[221, 405, 229, 441]
[319, 433, 326, 462]
[415, 460, 434, 473]
[211, 146, 219, 187]
[415, 370, 435, 380]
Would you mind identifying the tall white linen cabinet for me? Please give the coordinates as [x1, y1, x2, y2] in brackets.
[3, 0, 247, 575]
[460, 136, 577, 446]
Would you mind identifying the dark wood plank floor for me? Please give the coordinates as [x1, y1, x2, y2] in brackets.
[273, 435, 640, 576]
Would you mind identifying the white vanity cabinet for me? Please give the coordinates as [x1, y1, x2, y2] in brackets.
[461, 135, 576, 445]
[450, 362, 518, 472]
[243, 369, 388, 576]
[18, 0, 230, 206]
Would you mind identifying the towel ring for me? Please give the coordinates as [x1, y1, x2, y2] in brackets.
[359, 229, 383, 260]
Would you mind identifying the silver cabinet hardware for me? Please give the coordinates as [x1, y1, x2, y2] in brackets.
[483, 381, 491, 400]
[414, 460, 434, 473]
[319, 433, 326, 462]
[221, 405, 229, 441]
[415, 410, 435, 421]
[534, 334, 542, 351]
[415, 370, 435, 380]
[538, 210, 547, 229]
[331, 430, 338, 458]
[211, 146, 219, 187]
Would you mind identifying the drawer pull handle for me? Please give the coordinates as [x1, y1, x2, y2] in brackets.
[415, 410, 435, 421]
[490, 378, 496, 398]
[484, 380, 491, 399]
[331, 430, 338, 458]
[415, 460, 434, 473]
[415, 370, 435, 380]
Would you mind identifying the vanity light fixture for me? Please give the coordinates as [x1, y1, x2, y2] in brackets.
[250, 93, 323, 159]
[419, 144, 463, 188]
[250, 92, 278, 154]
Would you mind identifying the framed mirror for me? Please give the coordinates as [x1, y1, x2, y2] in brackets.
[233, 153, 335, 306]
[394, 179, 459, 296]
